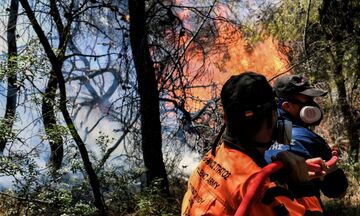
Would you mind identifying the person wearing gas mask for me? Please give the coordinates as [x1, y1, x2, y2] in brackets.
[182, 72, 323, 216]
[265, 74, 348, 209]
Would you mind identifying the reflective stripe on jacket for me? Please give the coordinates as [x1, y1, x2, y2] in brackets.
[181, 143, 323, 216]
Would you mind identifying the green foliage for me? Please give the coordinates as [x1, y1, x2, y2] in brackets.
[0, 152, 96, 215]
[259, 0, 322, 41]
[132, 179, 182, 216]
[255, 0, 359, 161]
[338, 160, 360, 178]
[5, 39, 51, 90]
[0, 187, 97, 216]
[0, 170, 186, 216]
[25, 187, 96, 216]
[1, 142, 183, 215]
[0, 118, 16, 144]
[0, 54, 6, 81]
[43, 124, 68, 144]
[322, 161, 360, 215]
[96, 131, 115, 154]
[0, 155, 24, 176]
[323, 199, 360, 216]
[99, 167, 138, 214]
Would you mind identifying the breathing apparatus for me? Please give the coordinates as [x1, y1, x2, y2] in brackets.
[299, 106, 322, 124]
[286, 98, 323, 126]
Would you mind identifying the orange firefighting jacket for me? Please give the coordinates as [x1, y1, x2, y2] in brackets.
[181, 142, 323, 216]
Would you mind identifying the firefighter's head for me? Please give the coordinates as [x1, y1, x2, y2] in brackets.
[221, 72, 277, 149]
[273, 74, 327, 126]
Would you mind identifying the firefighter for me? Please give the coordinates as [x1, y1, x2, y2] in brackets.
[265, 75, 348, 209]
[182, 72, 323, 216]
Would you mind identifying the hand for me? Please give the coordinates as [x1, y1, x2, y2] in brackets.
[275, 151, 309, 183]
[306, 157, 339, 180]
[306, 157, 326, 180]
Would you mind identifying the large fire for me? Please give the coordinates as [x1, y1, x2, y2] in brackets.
[168, 2, 290, 112]
[190, 27, 288, 106]
[185, 25, 288, 112]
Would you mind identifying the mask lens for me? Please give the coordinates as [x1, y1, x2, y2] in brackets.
[299, 106, 322, 124]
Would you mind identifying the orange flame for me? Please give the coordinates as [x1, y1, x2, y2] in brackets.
[186, 25, 288, 111]
[170, 2, 290, 112]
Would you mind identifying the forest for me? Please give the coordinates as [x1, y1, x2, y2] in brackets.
[0, 0, 359, 215]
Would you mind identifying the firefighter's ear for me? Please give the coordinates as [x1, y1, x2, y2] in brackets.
[281, 101, 290, 112]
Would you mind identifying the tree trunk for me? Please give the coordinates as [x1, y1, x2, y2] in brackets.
[42, 73, 63, 170]
[19, 0, 106, 214]
[0, 0, 19, 153]
[331, 47, 359, 162]
[320, 0, 360, 162]
[129, 0, 169, 193]
[39, 0, 70, 171]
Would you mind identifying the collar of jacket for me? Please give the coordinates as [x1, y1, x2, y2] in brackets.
[222, 133, 268, 168]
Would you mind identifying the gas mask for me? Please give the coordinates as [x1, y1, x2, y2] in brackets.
[299, 106, 323, 125]
[287, 98, 323, 126]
